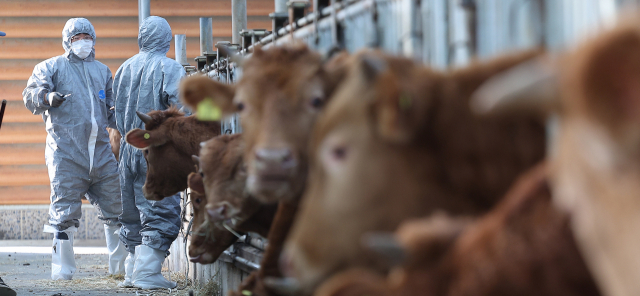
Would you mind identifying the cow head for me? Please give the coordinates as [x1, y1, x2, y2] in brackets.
[180, 45, 349, 203]
[283, 49, 546, 292]
[471, 19, 640, 296]
[197, 134, 260, 227]
[187, 170, 241, 264]
[125, 107, 220, 200]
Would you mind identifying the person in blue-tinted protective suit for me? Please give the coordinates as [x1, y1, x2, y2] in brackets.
[22, 18, 128, 281]
[113, 16, 187, 289]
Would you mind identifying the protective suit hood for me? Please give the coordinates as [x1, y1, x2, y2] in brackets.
[138, 16, 172, 54]
[62, 18, 96, 60]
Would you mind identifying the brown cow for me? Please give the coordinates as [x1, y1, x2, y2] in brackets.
[180, 45, 349, 296]
[471, 18, 640, 296]
[198, 134, 277, 237]
[186, 171, 240, 264]
[188, 135, 277, 265]
[283, 49, 547, 293]
[314, 164, 600, 296]
[124, 107, 221, 200]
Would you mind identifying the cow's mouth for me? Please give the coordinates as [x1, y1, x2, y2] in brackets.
[259, 174, 290, 183]
[189, 254, 202, 263]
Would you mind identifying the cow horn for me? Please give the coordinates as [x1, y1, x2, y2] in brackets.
[263, 277, 301, 296]
[218, 44, 245, 66]
[191, 155, 200, 165]
[360, 53, 387, 82]
[361, 232, 406, 267]
[470, 56, 560, 116]
[136, 111, 153, 125]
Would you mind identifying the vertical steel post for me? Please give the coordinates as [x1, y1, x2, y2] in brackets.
[232, 0, 248, 44]
[138, 0, 150, 27]
[200, 18, 214, 55]
[175, 34, 188, 65]
[275, 0, 287, 14]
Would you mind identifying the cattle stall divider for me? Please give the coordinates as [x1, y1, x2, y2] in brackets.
[163, 0, 636, 294]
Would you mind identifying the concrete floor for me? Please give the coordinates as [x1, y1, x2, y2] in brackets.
[0, 240, 193, 296]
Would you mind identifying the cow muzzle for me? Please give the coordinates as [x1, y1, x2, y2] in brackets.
[249, 148, 298, 201]
[142, 185, 164, 201]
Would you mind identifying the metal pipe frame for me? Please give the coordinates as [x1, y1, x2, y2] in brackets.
[200, 17, 214, 55]
[175, 34, 189, 66]
[138, 0, 150, 27]
[232, 0, 248, 44]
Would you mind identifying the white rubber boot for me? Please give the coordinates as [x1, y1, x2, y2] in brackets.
[118, 252, 136, 288]
[51, 230, 76, 280]
[104, 224, 128, 275]
[132, 245, 176, 289]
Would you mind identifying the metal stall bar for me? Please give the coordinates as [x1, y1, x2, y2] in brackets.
[138, 0, 150, 26]
[232, 0, 248, 44]
[175, 34, 189, 66]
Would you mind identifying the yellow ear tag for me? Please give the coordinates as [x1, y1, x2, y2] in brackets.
[144, 133, 150, 140]
[241, 290, 252, 296]
[196, 97, 222, 121]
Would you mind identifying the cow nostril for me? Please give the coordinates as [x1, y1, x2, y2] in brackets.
[255, 148, 295, 165]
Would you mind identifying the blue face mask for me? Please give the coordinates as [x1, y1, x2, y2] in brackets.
[71, 39, 93, 59]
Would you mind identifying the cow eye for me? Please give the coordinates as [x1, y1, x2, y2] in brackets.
[331, 146, 347, 161]
[195, 198, 202, 204]
[236, 102, 245, 111]
[310, 97, 324, 109]
[200, 172, 204, 178]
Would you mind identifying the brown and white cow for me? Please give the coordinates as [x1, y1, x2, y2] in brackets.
[124, 107, 221, 200]
[188, 134, 277, 268]
[282, 49, 547, 293]
[471, 18, 640, 296]
[314, 164, 600, 296]
[180, 44, 349, 296]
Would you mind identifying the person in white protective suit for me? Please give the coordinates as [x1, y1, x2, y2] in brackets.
[113, 16, 186, 289]
[22, 18, 128, 281]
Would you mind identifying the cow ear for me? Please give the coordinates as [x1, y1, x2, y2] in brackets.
[125, 129, 166, 150]
[187, 172, 205, 194]
[180, 75, 236, 120]
[322, 51, 351, 96]
[577, 25, 640, 127]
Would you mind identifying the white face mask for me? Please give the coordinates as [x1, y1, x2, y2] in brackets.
[71, 39, 93, 59]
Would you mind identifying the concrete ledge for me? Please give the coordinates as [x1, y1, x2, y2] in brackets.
[0, 204, 106, 240]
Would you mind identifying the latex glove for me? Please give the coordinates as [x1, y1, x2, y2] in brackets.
[46, 92, 68, 108]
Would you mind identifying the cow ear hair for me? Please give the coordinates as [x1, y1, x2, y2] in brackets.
[125, 129, 166, 150]
[322, 51, 351, 97]
[579, 25, 640, 126]
[187, 172, 205, 194]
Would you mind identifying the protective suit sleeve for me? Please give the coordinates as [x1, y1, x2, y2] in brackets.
[112, 66, 124, 135]
[105, 67, 116, 129]
[162, 63, 190, 115]
[23, 61, 55, 115]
